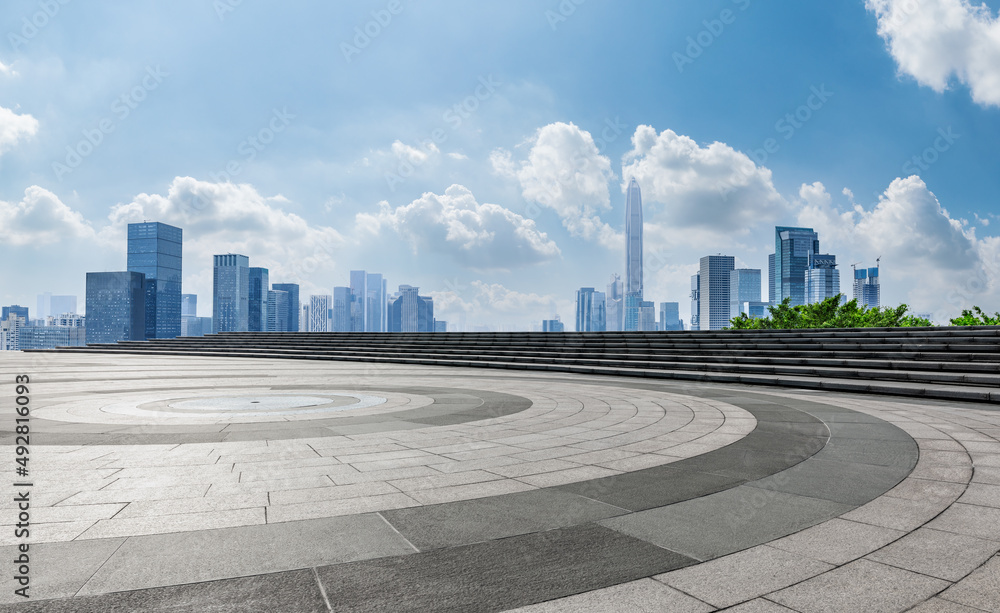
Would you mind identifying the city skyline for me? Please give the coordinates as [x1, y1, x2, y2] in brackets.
[3, 2, 1000, 329]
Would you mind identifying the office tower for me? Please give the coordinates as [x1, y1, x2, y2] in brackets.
[301, 304, 311, 332]
[625, 178, 643, 296]
[366, 273, 385, 332]
[606, 274, 623, 332]
[775, 226, 820, 307]
[699, 255, 736, 331]
[127, 222, 182, 339]
[332, 287, 352, 331]
[854, 265, 881, 308]
[690, 274, 701, 331]
[309, 295, 332, 332]
[660, 302, 682, 331]
[349, 271, 367, 331]
[592, 291, 606, 332]
[576, 288, 595, 332]
[248, 267, 269, 332]
[85, 271, 146, 343]
[730, 269, 762, 320]
[542, 319, 564, 332]
[2, 306, 29, 322]
[213, 254, 250, 333]
[433, 320, 447, 333]
[805, 253, 840, 304]
[37, 293, 77, 319]
[272, 284, 300, 332]
[388, 285, 434, 332]
[639, 300, 656, 331]
[181, 294, 197, 317]
[266, 290, 290, 332]
[768, 253, 776, 305]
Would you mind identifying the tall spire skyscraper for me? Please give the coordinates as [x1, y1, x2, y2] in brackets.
[624, 178, 644, 331]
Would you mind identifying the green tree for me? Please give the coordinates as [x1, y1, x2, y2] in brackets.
[727, 295, 932, 330]
[949, 306, 1000, 326]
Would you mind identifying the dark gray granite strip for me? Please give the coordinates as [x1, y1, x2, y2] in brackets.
[313, 523, 696, 613]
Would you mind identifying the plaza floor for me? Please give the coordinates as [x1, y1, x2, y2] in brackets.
[0, 352, 998, 612]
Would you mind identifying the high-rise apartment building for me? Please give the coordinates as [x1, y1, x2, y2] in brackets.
[213, 254, 250, 332]
[271, 284, 300, 332]
[699, 255, 736, 331]
[805, 253, 841, 304]
[248, 267, 269, 332]
[854, 265, 880, 308]
[127, 222, 182, 339]
[774, 226, 819, 307]
[730, 269, 762, 320]
[85, 271, 147, 343]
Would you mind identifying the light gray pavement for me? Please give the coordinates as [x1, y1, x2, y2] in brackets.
[0, 352, 998, 612]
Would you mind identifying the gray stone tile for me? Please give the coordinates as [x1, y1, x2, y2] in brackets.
[0, 539, 125, 604]
[383, 488, 626, 551]
[556, 465, 744, 512]
[939, 554, 1000, 612]
[502, 578, 714, 612]
[957, 482, 1000, 508]
[655, 545, 832, 608]
[77, 512, 416, 595]
[841, 493, 952, 531]
[767, 518, 905, 565]
[867, 527, 1000, 582]
[746, 457, 908, 506]
[926, 502, 1000, 541]
[769, 558, 949, 613]
[908, 462, 973, 483]
[316, 523, 696, 613]
[906, 598, 987, 613]
[720, 600, 800, 613]
[600, 486, 852, 561]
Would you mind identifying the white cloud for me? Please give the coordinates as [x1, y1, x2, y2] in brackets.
[430, 280, 564, 329]
[0, 106, 39, 155]
[0, 60, 14, 76]
[357, 184, 559, 270]
[795, 176, 996, 319]
[391, 140, 439, 165]
[492, 122, 619, 243]
[448, 152, 468, 160]
[106, 176, 346, 298]
[867, 0, 1000, 106]
[0, 186, 97, 246]
[621, 125, 790, 238]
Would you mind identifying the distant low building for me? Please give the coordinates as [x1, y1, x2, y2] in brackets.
[433, 320, 447, 333]
[542, 319, 564, 332]
[19, 327, 87, 350]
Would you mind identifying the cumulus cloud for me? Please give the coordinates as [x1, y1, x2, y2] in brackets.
[867, 0, 1000, 106]
[0, 106, 39, 155]
[391, 140, 439, 165]
[0, 186, 97, 246]
[795, 176, 995, 319]
[492, 122, 619, 243]
[621, 126, 790, 237]
[106, 176, 345, 297]
[357, 184, 559, 270]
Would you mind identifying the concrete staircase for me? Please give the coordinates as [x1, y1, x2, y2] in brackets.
[35, 327, 1000, 403]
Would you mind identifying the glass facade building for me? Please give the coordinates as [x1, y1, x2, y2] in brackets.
[605, 274, 623, 332]
[699, 255, 736, 331]
[854, 266, 881, 308]
[805, 253, 840, 304]
[388, 286, 434, 332]
[248, 267, 269, 332]
[775, 226, 819, 307]
[730, 269, 762, 321]
[127, 222, 182, 339]
[271, 283, 300, 332]
[213, 254, 250, 332]
[660, 302, 682, 331]
[85, 271, 146, 343]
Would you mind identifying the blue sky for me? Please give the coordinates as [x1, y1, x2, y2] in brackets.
[2, 0, 999, 327]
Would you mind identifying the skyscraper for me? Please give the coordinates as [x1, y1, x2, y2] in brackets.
[248, 267, 269, 332]
[127, 222, 182, 339]
[699, 255, 736, 331]
[85, 271, 146, 343]
[659, 302, 682, 331]
[181, 294, 198, 317]
[266, 290, 290, 332]
[213, 254, 250, 332]
[332, 287, 352, 331]
[775, 226, 819, 307]
[272, 283, 300, 332]
[768, 253, 776, 305]
[576, 287, 595, 332]
[366, 272, 386, 332]
[624, 178, 643, 331]
[350, 271, 367, 331]
[730, 269, 762, 320]
[854, 265, 881, 308]
[310, 295, 332, 332]
[388, 285, 434, 332]
[805, 254, 841, 304]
